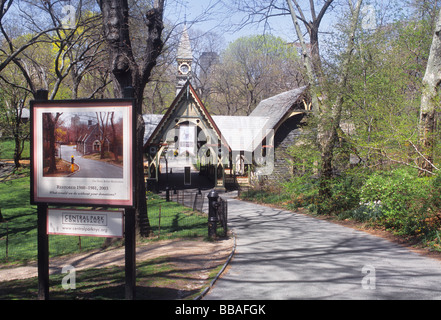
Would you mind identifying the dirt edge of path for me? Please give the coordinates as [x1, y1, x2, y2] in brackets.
[0, 237, 235, 286]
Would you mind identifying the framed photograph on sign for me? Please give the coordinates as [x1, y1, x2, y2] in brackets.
[30, 100, 135, 207]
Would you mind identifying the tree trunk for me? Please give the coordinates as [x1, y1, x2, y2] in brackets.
[317, 116, 338, 206]
[418, 8, 441, 175]
[419, 111, 436, 174]
[98, 0, 165, 237]
[45, 113, 60, 174]
[316, 0, 362, 212]
[286, 0, 363, 214]
[110, 112, 118, 162]
[14, 130, 21, 169]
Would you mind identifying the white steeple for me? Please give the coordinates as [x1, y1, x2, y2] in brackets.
[177, 24, 193, 61]
[176, 24, 193, 95]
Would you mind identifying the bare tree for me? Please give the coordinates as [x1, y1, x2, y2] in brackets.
[286, 0, 363, 209]
[1, 1, 110, 101]
[207, 34, 304, 115]
[43, 112, 63, 174]
[97, 0, 165, 237]
[96, 111, 111, 159]
[0, 80, 31, 168]
[0, 0, 58, 73]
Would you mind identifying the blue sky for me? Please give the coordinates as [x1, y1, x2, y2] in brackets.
[165, 0, 300, 45]
[164, 0, 398, 47]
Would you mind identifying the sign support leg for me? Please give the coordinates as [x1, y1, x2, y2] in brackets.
[37, 204, 49, 300]
[125, 208, 136, 300]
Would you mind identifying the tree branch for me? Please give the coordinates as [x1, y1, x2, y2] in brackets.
[408, 139, 440, 171]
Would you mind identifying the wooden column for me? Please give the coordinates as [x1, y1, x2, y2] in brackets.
[123, 86, 136, 300]
[125, 207, 136, 300]
[37, 204, 49, 300]
[36, 89, 50, 300]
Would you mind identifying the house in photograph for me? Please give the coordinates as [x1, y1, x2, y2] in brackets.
[77, 122, 110, 156]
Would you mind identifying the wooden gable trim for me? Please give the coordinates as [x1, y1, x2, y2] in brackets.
[273, 90, 309, 133]
[187, 83, 230, 151]
[144, 81, 190, 148]
[143, 81, 230, 151]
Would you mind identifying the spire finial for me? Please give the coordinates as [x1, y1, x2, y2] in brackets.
[176, 24, 193, 61]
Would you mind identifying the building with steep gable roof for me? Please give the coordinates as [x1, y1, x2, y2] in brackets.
[143, 80, 310, 190]
[142, 26, 311, 191]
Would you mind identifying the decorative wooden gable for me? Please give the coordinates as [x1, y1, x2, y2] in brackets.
[144, 80, 230, 156]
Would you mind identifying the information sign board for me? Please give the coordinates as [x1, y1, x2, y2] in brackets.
[30, 100, 135, 207]
[48, 208, 124, 238]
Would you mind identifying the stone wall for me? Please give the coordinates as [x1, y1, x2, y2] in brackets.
[269, 114, 304, 182]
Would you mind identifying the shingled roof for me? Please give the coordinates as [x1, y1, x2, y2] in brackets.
[249, 85, 308, 130]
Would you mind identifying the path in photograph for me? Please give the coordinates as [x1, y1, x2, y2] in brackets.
[60, 145, 123, 179]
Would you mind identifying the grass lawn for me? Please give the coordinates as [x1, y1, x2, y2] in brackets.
[145, 195, 208, 241]
[0, 173, 217, 300]
[0, 173, 208, 264]
[0, 172, 106, 263]
[0, 139, 30, 160]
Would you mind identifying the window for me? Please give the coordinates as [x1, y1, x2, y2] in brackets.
[93, 140, 101, 152]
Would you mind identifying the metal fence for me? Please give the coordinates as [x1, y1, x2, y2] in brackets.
[216, 197, 228, 237]
[167, 189, 206, 212]
[165, 189, 229, 237]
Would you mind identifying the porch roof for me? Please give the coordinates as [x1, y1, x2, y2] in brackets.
[211, 116, 270, 152]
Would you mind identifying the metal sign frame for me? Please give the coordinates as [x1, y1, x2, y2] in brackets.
[30, 99, 135, 208]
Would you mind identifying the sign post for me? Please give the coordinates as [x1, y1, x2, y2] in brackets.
[37, 204, 49, 300]
[47, 209, 124, 237]
[34, 90, 50, 300]
[125, 207, 136, 300]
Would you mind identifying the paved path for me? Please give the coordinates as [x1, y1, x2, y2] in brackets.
[205, 196, 441, 300]
[60, 145, 123, 179]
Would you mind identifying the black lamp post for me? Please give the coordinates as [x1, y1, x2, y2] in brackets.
[207, 190, 219, 238]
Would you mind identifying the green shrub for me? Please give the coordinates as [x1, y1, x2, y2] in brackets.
[283, 170, 366, 216]
[358, 168, 432, 235]
[282, 175, 319, 210]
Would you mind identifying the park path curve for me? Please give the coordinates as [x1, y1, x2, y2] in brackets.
[60, 145, 123, 179]
[205, 195, 441, 300]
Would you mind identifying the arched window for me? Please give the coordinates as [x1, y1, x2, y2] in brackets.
[93, 140, 101, 152]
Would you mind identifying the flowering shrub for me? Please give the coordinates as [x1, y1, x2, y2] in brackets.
[358, 168, 433, 235]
